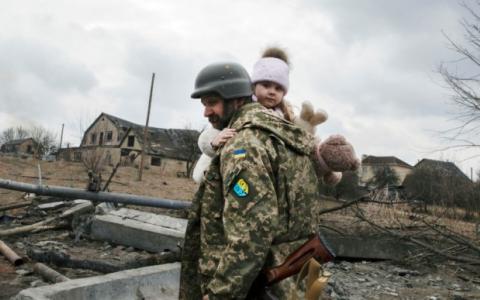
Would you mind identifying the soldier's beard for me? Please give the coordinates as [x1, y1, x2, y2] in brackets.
[210, 101, 237, 130]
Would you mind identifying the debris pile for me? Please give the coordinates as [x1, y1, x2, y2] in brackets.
[0, 195, 183, 299]
[0, 185, 479, 299]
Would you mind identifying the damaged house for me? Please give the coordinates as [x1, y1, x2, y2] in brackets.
[58, 113, 201, 174]
[0, 138, 36, 155]
[412, 158, 471, 184]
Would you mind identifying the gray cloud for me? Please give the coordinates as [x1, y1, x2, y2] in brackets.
[0, 0, 478, 175]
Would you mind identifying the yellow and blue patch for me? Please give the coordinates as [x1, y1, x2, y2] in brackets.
[233, 148, 246, 159]
[233, 178, 249, 198]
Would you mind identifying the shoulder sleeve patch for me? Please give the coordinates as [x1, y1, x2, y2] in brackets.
[232, 178, 249, 198]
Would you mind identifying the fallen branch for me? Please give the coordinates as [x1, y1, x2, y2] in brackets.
[28, 248, 180, 273]
[103, 161, 121, 192]
[422, 220, 480, 254]
[354, 208, 480, 265]
[318, 197, 365, 215]
[0, 202, 93, 237]
[0, 201, 31, 212]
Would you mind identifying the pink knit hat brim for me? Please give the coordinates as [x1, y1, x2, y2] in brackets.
[251, 57, 289, 94]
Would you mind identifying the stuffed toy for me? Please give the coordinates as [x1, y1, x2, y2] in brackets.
[293, 101, 360, 185]
[192, 127, 219, 183]
[294, 101, 328, 136]
[192, 101, 360, 185]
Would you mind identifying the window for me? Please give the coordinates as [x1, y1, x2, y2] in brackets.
[91, 133, 97, 144]
[127, 136, 135, 147]
[74, 151, 82, 161]
[151, 157, 161, 166]
[99, 132, 104, 145]
[106, 131, 113, 142]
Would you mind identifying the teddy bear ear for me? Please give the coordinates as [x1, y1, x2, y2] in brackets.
[300, 101, 314, 121]
[310, 109, 328, 125]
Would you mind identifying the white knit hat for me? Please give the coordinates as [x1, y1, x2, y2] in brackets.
[251, 57, 289, 94]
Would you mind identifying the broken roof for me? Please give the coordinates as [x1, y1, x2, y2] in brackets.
[82, 112, 200, 161]
[102, 113, 139, 130]
[2, 138, 34, 146]
[128, 127, 201, 161]
[362, 155, 412, 169]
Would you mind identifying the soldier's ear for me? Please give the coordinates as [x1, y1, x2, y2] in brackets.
[232, 98, 247, 109]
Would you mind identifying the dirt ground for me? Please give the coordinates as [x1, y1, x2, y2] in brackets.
[0, 154, 197, 299]
[0, 155, 479, 299]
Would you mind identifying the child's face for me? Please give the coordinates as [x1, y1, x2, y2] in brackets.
[254, 81, 285, 109]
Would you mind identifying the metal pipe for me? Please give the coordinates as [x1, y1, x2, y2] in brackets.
[0, 240, 24, 266]
[34, 263, 70, 283]
[0, 178, 191, 210]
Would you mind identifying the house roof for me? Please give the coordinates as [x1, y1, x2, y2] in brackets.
[414, 158, 471, 182]
[362, 155, 412, 169]
[81, 112, 137, 145]
[2, 138, 34, 146]
[86, 112, 201, 161]
[136, 127, 200, 161]
[103, 113, 139, 130]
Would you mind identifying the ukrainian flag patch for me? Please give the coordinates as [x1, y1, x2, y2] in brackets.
[233, 148, 246, 159]
[233, 178, 249, 197]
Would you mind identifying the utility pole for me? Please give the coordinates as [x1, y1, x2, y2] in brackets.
[58, 124, 64, 151]
[138, 73, 155, 181]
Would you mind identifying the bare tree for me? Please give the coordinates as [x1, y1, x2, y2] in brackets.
[368, 166, 400, 189]
[439, 1, 480, 150]
[29, 125, 58, 158]
[0, 126, 29, 144]
[81, 148, 107, 174]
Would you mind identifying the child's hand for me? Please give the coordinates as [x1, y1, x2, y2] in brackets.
[210, 128, 237, 149]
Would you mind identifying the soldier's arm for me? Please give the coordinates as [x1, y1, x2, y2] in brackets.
[206, 133, 278, 299]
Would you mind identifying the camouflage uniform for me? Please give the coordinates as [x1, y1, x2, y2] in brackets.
[180, 102, 321, 299]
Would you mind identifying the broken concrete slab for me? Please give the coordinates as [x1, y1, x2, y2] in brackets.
[88, 207, 416, 260]
[13, 263, 180, 300]
[90, 208, 187, 253]
[323, 231, 416, 260]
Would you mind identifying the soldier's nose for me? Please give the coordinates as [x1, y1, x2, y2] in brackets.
[204, 106, 212, 117]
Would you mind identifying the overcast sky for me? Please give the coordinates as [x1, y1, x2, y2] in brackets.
[1, 0, 479, 177]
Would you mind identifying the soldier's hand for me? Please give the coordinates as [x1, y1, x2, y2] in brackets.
[202, 295, 209, 300]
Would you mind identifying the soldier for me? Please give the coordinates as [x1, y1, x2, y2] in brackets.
[180, 62, 323, 299]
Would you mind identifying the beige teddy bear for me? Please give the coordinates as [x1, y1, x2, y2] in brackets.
[294, 101, 360, 185]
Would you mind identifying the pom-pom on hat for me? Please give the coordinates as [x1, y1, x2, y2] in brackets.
[251, 46, 290, 94]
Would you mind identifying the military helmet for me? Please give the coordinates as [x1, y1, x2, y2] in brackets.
[191, 62, 253, 99]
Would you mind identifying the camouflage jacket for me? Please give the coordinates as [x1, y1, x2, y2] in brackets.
[180, 102, 322, 299]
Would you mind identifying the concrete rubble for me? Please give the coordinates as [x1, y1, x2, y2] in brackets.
[2, 199, 479, 299]
[90, 207, 187, 253]
[13, 263, 180, 300]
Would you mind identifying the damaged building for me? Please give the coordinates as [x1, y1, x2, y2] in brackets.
[0, 138, 36, 155]
[57, 113, 201, 173]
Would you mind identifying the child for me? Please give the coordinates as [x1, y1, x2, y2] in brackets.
[192, 47, 359, 184]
